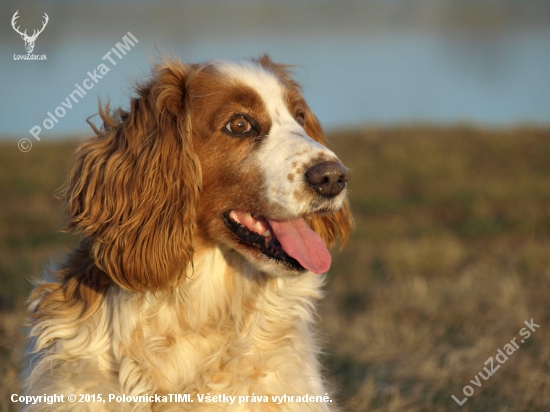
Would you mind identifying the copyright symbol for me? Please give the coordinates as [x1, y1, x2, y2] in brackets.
[18, 138, 32, 153]
[68, 394, 76, 402]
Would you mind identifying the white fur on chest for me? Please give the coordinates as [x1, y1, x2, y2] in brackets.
[26, 247, 332, 411]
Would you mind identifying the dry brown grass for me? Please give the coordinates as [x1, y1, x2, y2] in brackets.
[1, 127, 550, 411]
[321, 127, 550, 411]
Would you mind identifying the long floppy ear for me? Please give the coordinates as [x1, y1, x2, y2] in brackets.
[304, 112, 354, 249]
[60, 60, 201, 293]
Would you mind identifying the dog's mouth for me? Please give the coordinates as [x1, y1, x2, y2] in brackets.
[223, 210, 331, 274]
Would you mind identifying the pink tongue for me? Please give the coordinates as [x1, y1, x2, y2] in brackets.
[269, 218, 331, 274]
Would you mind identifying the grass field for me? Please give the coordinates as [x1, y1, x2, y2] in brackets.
[1, 127, 550, 411]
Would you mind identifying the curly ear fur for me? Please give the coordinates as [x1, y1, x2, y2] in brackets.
[60, 60, 201, 293]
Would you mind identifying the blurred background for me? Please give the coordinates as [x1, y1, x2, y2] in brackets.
[1, 1, 550, 411]
[1, 0, 549, 138]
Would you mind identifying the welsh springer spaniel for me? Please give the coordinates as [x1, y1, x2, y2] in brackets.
[24, 55, 353, 411]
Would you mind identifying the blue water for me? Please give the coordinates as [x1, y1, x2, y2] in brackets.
[1, 26, 549, 140]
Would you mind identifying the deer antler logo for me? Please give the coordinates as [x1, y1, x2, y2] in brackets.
[11, 10, 49, 54]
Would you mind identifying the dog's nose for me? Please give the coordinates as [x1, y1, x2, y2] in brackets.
[306, 161, 349, 197]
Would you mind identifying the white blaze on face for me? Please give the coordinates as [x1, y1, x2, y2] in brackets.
[215, 60, 340, 217]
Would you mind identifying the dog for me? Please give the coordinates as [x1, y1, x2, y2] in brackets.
[24, 55, 353, 411]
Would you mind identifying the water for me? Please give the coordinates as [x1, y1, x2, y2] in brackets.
[1, 4, 549, 140]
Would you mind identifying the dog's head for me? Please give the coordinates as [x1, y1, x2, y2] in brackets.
[61, 55, 353, 292]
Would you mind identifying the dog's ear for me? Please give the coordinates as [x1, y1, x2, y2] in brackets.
[60, 60, 201, 293]
[303, 113, 354, 249]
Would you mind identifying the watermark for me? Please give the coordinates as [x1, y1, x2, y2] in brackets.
[18, 138, 32, 153]
[11, 392, 333, 406]
[19, 32, 138, 152]
[12, 10, 48, 59]
[14, 54, 47, 61]
[451, 318, 540, 406]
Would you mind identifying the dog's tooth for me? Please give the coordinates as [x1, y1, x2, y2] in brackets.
[254, 221, 264, 234]
[264, 229, 272, 237]
[243, 212, 254, 227]
[230, 210, 240, 223]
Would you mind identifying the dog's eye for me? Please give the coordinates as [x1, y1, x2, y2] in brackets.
[296, 111, 305, 126]
[226, 116, 252, 134]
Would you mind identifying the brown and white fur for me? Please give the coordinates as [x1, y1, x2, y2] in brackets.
[24, 55, 353, 411]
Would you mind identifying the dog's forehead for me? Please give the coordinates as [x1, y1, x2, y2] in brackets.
[213, 60, 290, 116]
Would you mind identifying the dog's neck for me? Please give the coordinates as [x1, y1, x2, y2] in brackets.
[103, 246, 326, 393]
[27, 244, 327, 397]
[137, 245, 326, 332]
